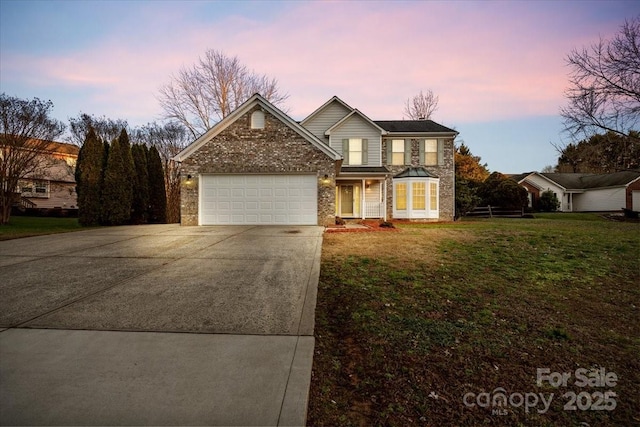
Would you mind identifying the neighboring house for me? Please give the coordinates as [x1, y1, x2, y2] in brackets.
[15, 140, 79, 212]
[174, 94, 457, 226]
[514, 171, 640, 212]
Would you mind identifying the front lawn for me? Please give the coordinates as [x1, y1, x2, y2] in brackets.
[308, 214, 639, 426]
[0, 216, 86, 240]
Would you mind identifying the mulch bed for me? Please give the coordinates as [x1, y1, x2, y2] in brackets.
[325, 220, 400, 233]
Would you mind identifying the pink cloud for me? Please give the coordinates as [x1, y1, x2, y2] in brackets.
[1, 1, 631, 128]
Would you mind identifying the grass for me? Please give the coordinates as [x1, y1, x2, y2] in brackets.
[0, 216, 87, 240]
[308, 214, 639, 426]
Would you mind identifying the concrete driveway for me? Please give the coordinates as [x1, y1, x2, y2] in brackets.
[0, 224, 323, 426]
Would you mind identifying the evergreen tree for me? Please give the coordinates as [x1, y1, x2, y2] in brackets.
[539, 190, 560, 212]
[75, 138, 85, 195]
[101, 138, 131, 225]
[76, 127, 105, 226]
[117, 128, 135, 217]
[130, 144, 150, 224]
[147, 145, 167, 223]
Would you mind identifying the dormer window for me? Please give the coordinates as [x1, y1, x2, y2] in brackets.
[251, 110, 265, 129]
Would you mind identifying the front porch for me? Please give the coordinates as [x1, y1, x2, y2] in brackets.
[335, 178, 387, 220]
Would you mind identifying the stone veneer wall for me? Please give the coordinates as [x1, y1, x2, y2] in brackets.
[179, 105, 337, 226]
[381, 138, 456, 221]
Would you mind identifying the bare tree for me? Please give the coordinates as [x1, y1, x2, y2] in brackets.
[0, 94, 66, 224]
[68, 113, 129, 146]
[133, 121, 190, 223]
[158, 49, 289, 138]
[561, 16, 640, 141]
[404, 89, 439, 120]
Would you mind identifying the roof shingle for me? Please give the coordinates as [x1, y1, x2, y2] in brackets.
[374, 120, 457, 134]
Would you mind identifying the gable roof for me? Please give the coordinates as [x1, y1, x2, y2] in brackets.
[375, 120, 458, 135]
[520, 171, 640, 191]
[324, 109, 387, 135]
[173, 93, 341, 162]
[541, 171, 640, 189]
[509, 172, 535, 183]
[300, 96, 353, 126]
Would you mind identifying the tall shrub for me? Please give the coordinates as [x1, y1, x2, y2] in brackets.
[539, 190, 560, 212]
[147, 145, 167, 223]
[101, 138, 131, 225]
[479, 172, 528, 209]
[117, 129, 135, 217]
[131, 144, 150, 224]
[76, 127, 105, 226]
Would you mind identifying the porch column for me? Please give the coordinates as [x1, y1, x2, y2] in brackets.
[569, 193, 573, 212]
[361, 178, 366, 219]
[383, 178, 387, 221]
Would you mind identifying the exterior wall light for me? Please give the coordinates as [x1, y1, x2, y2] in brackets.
[321, 174, 331, 186]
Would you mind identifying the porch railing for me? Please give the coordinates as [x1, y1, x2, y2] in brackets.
[364, 202, 384, 218]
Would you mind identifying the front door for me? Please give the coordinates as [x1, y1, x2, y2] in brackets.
[340, 185, 354, 217]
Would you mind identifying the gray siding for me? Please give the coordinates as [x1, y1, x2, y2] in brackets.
[330, 115, 382, 166]
[302, 101, 350, 142]
[365, 181, 382, 204]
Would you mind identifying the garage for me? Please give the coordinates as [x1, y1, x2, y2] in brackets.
[200, 174, 318, 225]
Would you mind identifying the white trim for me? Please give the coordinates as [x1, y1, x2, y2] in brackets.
[324, 109, 387, 135]
[392, 176, 440, 219]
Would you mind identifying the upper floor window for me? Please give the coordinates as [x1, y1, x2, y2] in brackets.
[391, 140, 405, 165]
[342, 138, 368, 166]
[251, 110, 265, 129]
[19, 179, 49, 198]
[424, 139, 438, 165]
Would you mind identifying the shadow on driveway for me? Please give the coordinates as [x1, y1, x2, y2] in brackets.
[0, 224, 322, 426]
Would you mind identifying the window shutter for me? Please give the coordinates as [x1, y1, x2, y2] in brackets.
[386, 140, 392, 165]
[419, 140, 425, 165]
[404, 139, 412, 165]
[362, 139, 368, 165]
[342, 139, 349, 165]
[437, 139, 444, 165]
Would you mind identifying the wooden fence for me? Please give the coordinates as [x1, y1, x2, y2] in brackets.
[465, 205, 525, 218]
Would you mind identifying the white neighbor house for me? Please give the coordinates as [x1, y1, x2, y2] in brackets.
[514, 171, 640, 212]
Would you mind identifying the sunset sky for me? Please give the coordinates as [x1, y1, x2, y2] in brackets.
[1, 0, 637, 172]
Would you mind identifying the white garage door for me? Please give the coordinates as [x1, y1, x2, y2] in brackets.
[200, 174, 317, 225]
[633, 191, 640, 211]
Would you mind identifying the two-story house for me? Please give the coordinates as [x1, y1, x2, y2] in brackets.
[174, 94, 457, 226]
[13, 140, 79, 214]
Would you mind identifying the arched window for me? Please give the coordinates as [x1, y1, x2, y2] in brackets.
[251, 110, 265, 129]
